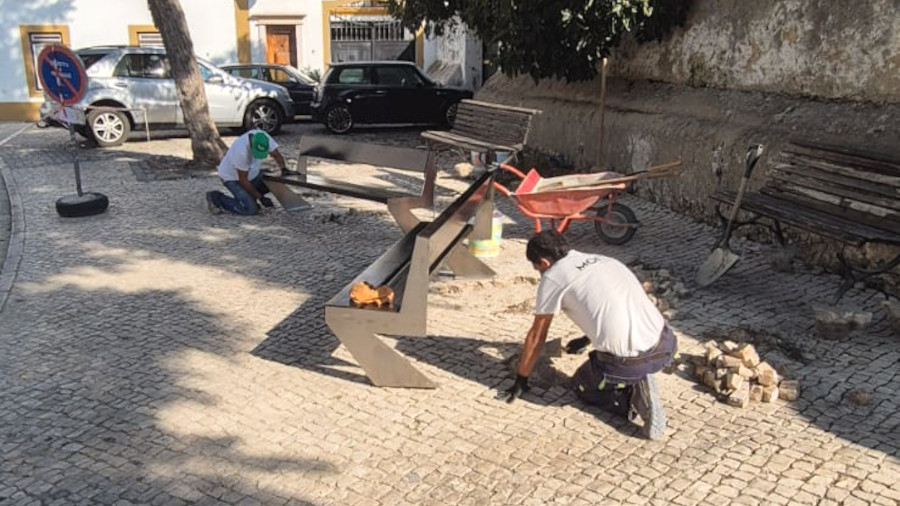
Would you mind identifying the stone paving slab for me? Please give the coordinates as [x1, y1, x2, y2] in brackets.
[0, 123, 897, 506]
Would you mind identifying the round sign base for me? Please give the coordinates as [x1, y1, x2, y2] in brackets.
[56, 192, 109, 218]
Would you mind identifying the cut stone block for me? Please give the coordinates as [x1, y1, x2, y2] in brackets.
[846, 388, 872, 407]
[693, 364, 708, 381]
[735, 344, 761, 367]
[725, 372, 743, 392]
[717, 354, 743, 369]
[706, 346, 723, 365]
[761, 384, 779, 403]
[703, 370, 720, 391]
[883, 299, 900, 335]
[721, 340, 740, 353]
[727, 383, 750, 408]
[755, 362, 779, 387]
[779, 380, 800, 401]
[750, 385, 764, 402]
[812, 306, 873, 340]
[736, 365, 755, 380]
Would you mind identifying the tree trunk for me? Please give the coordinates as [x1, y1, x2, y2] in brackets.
[147, 0, 226, 168]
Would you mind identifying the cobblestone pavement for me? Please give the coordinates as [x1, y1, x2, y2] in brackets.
[0, 122, 897, 506]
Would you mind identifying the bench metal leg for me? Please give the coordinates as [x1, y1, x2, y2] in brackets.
[444, 244, 496, 279]
[833, 249, 900, 305]
[325, 315, 436, 388]
[266, 180, 312, 213]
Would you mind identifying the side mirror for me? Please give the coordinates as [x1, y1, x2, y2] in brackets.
[207, 75, 224, 84]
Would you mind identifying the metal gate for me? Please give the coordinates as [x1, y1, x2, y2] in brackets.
[330, 15, 415, 62]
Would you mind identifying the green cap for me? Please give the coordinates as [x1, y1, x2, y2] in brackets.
[250, 132, 269, 159]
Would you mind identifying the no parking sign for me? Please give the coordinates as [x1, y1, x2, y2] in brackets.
[36, 44, 109, 217]
[36, 45, 87, 106]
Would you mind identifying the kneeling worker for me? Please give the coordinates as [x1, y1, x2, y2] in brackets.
[501, 230, 676, 440]
[206, 129, 287, 215]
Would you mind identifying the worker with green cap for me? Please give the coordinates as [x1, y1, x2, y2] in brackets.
[206, 129, 288, 215]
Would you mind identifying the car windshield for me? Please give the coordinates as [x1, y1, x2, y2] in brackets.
[284, 67, 316, 85]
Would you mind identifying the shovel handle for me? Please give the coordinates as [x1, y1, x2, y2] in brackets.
[720, 145, 765, 246]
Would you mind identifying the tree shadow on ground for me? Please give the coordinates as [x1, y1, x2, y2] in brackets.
[0, 283, 331, 505]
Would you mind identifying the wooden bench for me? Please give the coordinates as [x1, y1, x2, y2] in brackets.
[325, 169, 496, 388]
[710, 140, 900, 302]
[264, 136, 437, 232]
[421, 99, 541, 165]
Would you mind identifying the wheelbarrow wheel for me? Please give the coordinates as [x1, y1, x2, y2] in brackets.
[594, 202, 638, 245]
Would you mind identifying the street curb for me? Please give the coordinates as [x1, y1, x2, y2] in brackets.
[0, 157, 25, 314]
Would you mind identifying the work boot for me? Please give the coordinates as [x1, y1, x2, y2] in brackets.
[205, 191, 223, 215]
[630, 374, 666, 440]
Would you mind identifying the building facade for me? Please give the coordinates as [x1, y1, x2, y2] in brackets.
[1, 0, 485, 122]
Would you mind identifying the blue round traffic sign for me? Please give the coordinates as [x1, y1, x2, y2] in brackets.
[37, 45, 87, 106]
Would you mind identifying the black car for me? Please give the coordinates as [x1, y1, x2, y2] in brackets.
[311, 61, 473, 134]
[220, 63, 316, 117]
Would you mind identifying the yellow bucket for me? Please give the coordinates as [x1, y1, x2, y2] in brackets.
[468, 211, 504, 258]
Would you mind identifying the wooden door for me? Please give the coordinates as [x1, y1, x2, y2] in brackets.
[266, 26, 296, 67]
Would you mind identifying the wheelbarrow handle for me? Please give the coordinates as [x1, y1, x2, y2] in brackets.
[497, 162, 529, 180]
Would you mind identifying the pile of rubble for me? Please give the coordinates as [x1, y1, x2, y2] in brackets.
[632, 264, 690, 320]
[692, 340, 800, 407]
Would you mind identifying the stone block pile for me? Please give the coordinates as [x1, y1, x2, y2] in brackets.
[632, 264, 691, 320]
[692, 340, 800, 408]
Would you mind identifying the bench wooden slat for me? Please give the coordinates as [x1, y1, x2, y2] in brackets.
[771, 160, 900, 201]
[785, 140, 900, 177]
[422, 98, 540, 157]
[768, 169, 900, 213]
[455, 107, 533, 127]
[451, 116, 531, 142]
[712, 191, 900, 245]
[452, 112, 531, 133]
[420, 130, 520, 153]
[775, 154, 900, 188]
[760, 187, 900, 236]
[458, 99, 542, 115]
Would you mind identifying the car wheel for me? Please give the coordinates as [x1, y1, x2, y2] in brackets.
[56, 192, 109, 218]
[324, 104, 353, 134]
[87, 109, 131, 147]
[243, 99, 284, 135]
[443, 101, 460, 126]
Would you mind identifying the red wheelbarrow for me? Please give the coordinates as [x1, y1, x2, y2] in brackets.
[492, 161, 681, 244]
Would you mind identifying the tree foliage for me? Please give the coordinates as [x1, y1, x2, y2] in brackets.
[147, 0, 226, 167]
[387, 0, 691, 82]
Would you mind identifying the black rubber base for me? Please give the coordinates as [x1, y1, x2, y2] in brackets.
[56, 192, 109, 218]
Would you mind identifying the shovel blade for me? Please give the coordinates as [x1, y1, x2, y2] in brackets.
[695, 247, 740, 287]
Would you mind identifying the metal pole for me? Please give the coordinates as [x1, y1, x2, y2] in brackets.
[143, 107, 150, 143]
[596, 57, 609, 170]
[66, 110, 83, 197]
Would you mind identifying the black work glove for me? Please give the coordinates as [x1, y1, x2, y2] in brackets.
[500, 374, 530, 404]
[258, 196, 274, 208]
[565, 336, 591, 354]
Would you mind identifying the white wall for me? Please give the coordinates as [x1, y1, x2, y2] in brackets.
[0, 0, 239, 103]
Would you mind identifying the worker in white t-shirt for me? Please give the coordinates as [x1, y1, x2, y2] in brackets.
[206, 130, 287, 215]
[501, 230, 676, 440]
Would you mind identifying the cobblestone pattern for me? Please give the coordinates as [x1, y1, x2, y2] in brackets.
[0, 123, 897, 506]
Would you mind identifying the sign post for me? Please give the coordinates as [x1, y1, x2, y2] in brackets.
[37, 45, 109, 217]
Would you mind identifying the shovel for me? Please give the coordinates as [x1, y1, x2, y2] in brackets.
[695, 144, 765, 287]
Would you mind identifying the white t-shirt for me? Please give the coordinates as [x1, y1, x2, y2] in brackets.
[217, 130, 279, 182]
[534, 250, 664, 357]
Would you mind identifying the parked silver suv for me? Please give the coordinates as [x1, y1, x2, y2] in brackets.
[39, 46, 294, 147]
